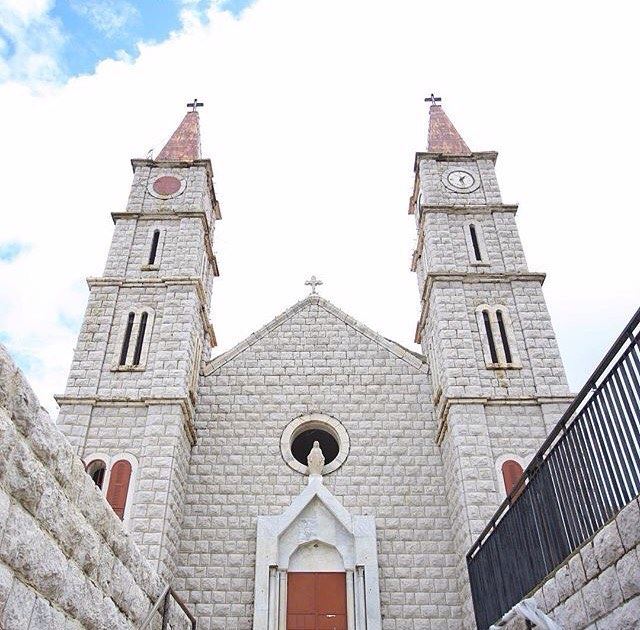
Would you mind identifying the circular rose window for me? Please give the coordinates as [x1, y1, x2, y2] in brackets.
[281, 413, 350, 475]
[148, 175, 186, 199]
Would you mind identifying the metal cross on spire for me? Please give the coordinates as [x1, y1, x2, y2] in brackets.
[425, 93, 442, 106]
[187, 99, 204, 112]
[305, 275, 323, 294]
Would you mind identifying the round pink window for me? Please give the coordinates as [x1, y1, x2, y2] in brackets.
[152, 176, 182, 197]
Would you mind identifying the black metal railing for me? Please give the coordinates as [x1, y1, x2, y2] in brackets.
[467, 306, 640, 629]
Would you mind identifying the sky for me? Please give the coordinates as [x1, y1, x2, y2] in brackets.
[0, 0, 638, 417]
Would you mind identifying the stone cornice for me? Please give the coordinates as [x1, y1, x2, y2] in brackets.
[110, 210, 219, 276]
[414, 271, 546, 343]
[130, 158, 222, 220]
[413, 150, 498, 173]
[87, 276, 217, 347]
[409, 203, 518, 217]
[54, 395, 197, 445]
[434, 394, 575, 445]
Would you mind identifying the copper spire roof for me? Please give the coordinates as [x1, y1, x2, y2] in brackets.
[156, 111, 201, 161]
[427, 104, 471, 156]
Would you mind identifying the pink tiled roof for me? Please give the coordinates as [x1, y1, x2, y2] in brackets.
[427, 104, 471, 156]
[156, 111, 201, 161]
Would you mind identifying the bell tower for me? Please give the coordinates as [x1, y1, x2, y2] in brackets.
[56, 103, 220, 580]
[410, 96, 572, 624]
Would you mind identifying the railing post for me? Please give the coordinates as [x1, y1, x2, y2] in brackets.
[161, 590, 171, 630]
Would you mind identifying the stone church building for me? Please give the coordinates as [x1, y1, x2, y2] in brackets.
[51, 100, 574, 629]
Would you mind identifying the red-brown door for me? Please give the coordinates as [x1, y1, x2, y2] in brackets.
[287, 572, 347, 630]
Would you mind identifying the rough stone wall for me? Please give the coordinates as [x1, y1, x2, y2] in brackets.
[0, 344, 170, 629]
[175, 297, 463, 630]
[500, 496, 640, 630]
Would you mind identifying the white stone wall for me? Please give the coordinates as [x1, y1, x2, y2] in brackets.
[420, 210, 528, 273]
[0, 344, 194, 629]
[412, 152, 572, 627]
[60, 284, 204, 400]
[104, 215, 208, 280]
[57, 158, 217, 582]
[175, 297, 463, 630]
[500, 496, 640, 630]
[418, 157, 502, 207]
[125, 163, 215, 220]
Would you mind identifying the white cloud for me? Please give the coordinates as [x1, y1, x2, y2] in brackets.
[69, 0, 139, 39]
[0, 0, 638, 416]
[0, 0, 64, 83]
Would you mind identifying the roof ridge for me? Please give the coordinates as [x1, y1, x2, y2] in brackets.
[203, 294, 427, 375]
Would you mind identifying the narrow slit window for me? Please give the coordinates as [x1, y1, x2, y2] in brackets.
[496, 310, 512, 364]
[469, 224, 482, 261]
[119, 312, 135, 366]
[148, 230, 160, 265]
[483, 310, 499, 364]
[132, 311, 148, 366]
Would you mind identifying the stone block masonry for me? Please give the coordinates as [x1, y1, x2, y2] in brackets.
[0, 343, 190, 629]
[176, 296, 465, 630]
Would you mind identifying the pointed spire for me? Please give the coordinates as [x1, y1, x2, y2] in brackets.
[426, 97, 471, 156]
[156, 110, 201, 161]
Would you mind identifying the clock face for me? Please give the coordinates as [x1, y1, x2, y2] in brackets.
[442, 168, 480, 193]
[148, 175, 186, 199]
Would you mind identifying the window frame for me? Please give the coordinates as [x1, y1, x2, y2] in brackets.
[464, 221, 490, 266]
[141, 226, 165, 271]
[112, 307, 155, 371]
[475, 304, 521, 369]
[84, 452, 138, 527]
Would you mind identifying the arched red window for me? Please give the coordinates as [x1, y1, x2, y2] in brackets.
[502, 459, 524, 497]
[106, 460, 132, 520]
[86, 459, 106, 489]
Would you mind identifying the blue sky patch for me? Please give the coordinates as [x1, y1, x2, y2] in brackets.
[49, 0, 255, 77]
[0, 242, 27, 262]
[58, 311, 82, 333]
[51, 0, 191, 76]
[220, 0, 256, 17]
[0, 1, 257, 81]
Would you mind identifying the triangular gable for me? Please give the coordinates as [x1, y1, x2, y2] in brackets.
[203, 294, 427, 375]
[274, 477, 354, 538]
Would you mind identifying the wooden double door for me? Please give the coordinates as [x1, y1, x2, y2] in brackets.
[287, 572, 347, 630]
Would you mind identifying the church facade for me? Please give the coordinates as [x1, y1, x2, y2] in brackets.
[55, 101, 573, 629]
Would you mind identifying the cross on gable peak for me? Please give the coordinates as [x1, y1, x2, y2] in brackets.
[304, 275, 323, 295]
